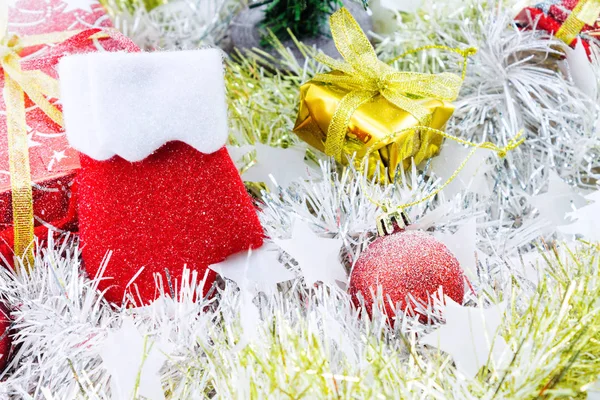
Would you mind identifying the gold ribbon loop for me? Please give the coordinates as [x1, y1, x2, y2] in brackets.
[311, 8, 472, 164]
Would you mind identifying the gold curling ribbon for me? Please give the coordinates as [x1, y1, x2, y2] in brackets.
[362, 127, 526, 234]
[556, 0, 600, 44]
[0, 3, 85, 271]
[309, 7, 475, 164]
[363, 126, 525, 207]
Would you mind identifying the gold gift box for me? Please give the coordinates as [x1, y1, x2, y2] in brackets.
[293, 80, 455, 181]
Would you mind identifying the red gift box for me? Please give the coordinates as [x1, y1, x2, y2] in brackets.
[0, 0, 139, 262]
[515, 0, 600, 57]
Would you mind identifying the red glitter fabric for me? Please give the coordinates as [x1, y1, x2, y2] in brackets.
[515, 4, 598, 57]
[349, 230, 464, 321]
[77, 142, 264, 305]
[0, 306, 10, 371]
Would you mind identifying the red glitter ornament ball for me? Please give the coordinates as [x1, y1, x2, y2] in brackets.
[349, 230, 465, 320]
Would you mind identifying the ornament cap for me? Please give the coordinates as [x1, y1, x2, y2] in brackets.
[376, 210, 411, 236]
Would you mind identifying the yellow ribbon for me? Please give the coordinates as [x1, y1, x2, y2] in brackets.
[0, 3, 79, 271]
[362, 127, 526, 222]
[556, 0, 600, 44]
[311, 8, 474, 164]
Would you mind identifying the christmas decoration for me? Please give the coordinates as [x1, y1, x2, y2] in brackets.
[515, 0, 600, 55]
[349, 218, 465, 322]
[559, 190, 600, 240]
[0, 0, 598, 398]
[1, 0, 138, 267]
[429, 140, 493, 198]
[293, 7, 475, 180]
[562, 40, 597, 97]
[98, 0, 242, 50]
[230, 0, 372, 63]
[433, 218, 477, 278]
[59, 50, 264, 305]
[529, 170, 587, 229]
[259, 0, 344, 45]
[228, 143, 311, 191]
[273, 219, 347, 287]
[0, 306, 11, 372]
[209, 246, 295, 295]
[420, 297, 511, 378]
[101, 318, 169, 400]
[0, 235, 598, 398]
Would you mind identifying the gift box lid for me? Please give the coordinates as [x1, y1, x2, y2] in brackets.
[58, 49, 230, 162]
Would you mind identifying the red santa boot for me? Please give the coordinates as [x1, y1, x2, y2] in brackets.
[58, 50, 264, 305]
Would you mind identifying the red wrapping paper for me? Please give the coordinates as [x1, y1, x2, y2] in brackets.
[515, 0, 600, 56]
[0, 0, 139, 261]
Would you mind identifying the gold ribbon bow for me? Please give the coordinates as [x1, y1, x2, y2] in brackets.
[0, 3, 79, 271]
[311, 7, 473, 163]
[556, 0, 600, 44]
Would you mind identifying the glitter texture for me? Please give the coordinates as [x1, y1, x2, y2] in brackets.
[349, 230, 465, 320]
[77, 142, 264, 305]
[0, 306, 10, 372]
[516, 0, 600, 55]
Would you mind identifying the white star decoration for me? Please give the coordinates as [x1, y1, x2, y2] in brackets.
[239, 289, 261, 343]
[559, 191, 600, 241]
[529, 171, 586, 229]
[228, 144, 311, 191]
[210, 247, 296, 344]
[209, 245, 295, 295]
[420, 298, 512, 378]
[434, 218, 477, 279]
[561, 40, 597, 99]
[101, 318, 168, 400]
[506, 250, 549, 285]
[61, 0, 96, 14]
[52, 150, 67, 162]
[429, 140, 492, 198]
[273, 220, 347, 287]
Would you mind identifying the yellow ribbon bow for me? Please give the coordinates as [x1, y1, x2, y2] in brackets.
[0, 3, 79, 271]
[556, 0, 600, 44]
[311, 7, 474, 164]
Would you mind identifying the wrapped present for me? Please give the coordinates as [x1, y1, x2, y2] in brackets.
[515, 0, 600, 56]
[1, 0, 139, 267]
[293, 8, 474, 181]
[58, 49, 265, 305]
